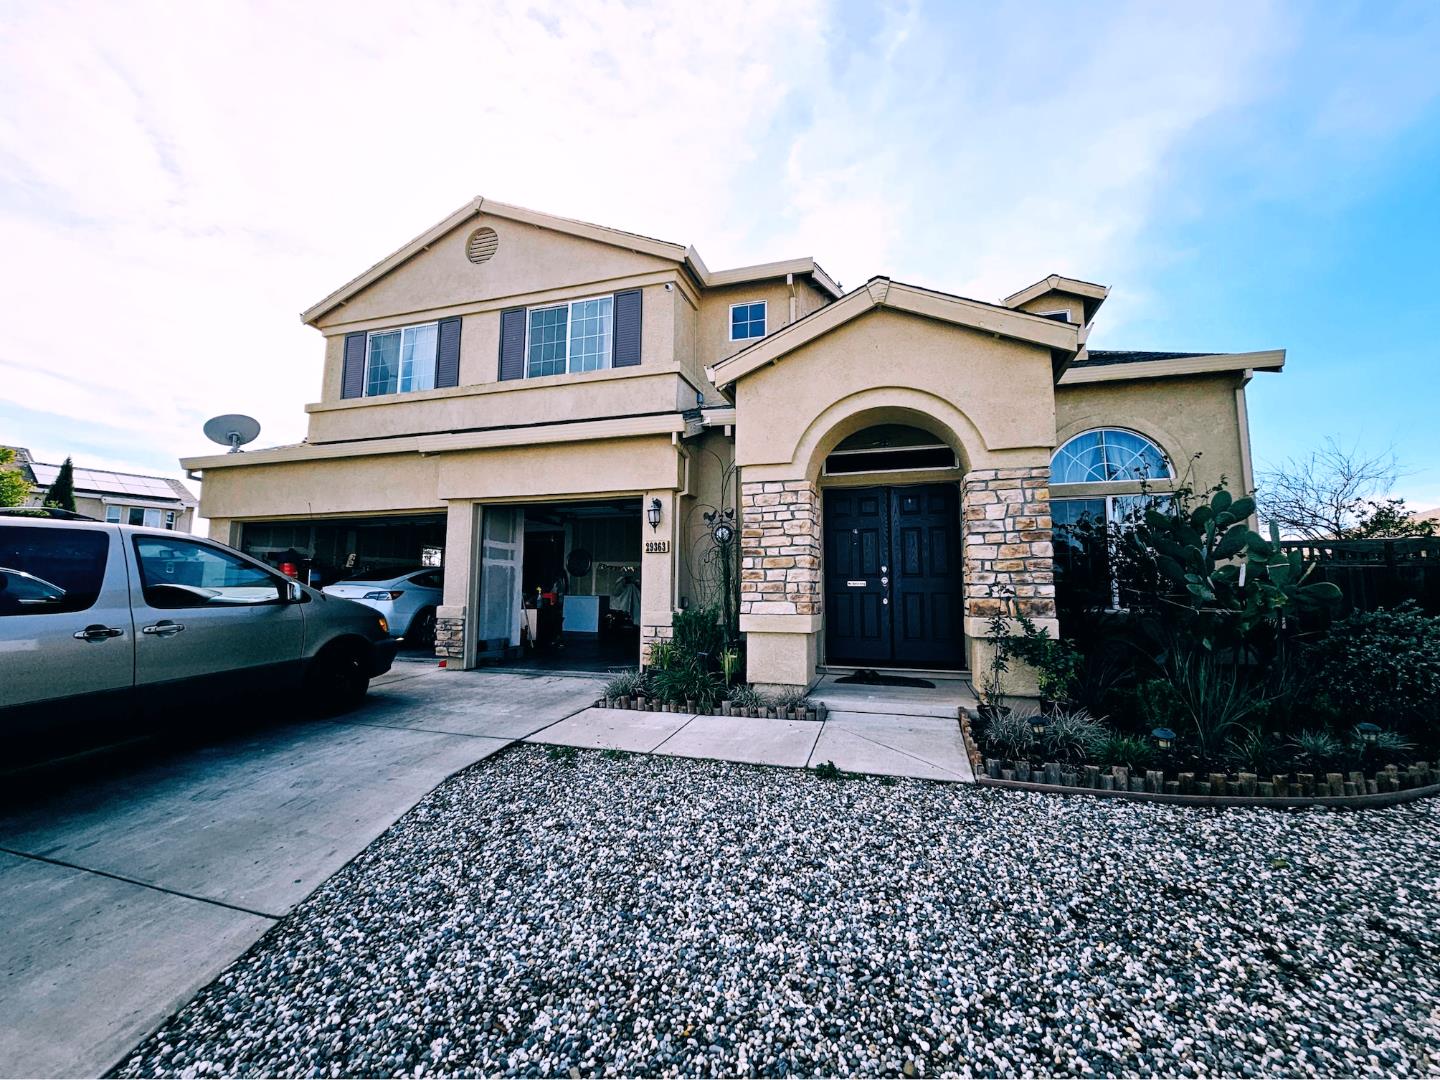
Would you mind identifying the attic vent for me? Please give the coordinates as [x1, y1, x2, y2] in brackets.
[466, 227, 499, 265]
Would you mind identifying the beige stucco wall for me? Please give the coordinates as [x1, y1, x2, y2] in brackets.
[194, 435, 684, 522]
[1053, 372, 1250, 496]
[1016, 293, 1083, 324]
[675, 428, 736, 610]
[734, 308, 1057, 478]
[697, 278, 832, 368]
[306, 368, 697, 444]
[314, 212, 677, 331]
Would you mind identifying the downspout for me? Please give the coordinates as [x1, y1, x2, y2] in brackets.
[787, 272, 797, 326]
[672, 433, 693, 497]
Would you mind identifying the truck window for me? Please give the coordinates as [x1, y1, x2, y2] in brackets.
[0, 526, 109, 617]
[133, 536, 284, 609]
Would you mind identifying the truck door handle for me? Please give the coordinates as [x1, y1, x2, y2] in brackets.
[142, 621, 186, 637]
[74, 625, 124, 642]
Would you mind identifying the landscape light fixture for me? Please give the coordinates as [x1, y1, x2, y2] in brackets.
[1029, 714, 1049, 739]
[1356, 722, 1381, 746]
[647, 498, 663, 532]
[1152, 727, 1176, 751]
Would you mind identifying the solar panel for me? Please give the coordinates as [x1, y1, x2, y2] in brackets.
[27, 463, 187, 502]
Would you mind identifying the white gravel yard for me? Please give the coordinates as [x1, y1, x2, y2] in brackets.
[114, 746, 1440, 1079]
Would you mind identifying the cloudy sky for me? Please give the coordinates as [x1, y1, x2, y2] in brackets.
[2, 0, 1438, 508]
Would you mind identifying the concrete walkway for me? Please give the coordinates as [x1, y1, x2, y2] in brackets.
[528, 674, 977, 783]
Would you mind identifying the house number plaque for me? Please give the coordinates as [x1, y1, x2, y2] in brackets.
[645, 540, 671, 554]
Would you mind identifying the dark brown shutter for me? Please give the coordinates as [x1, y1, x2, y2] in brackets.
[499, 307, 526, 381]
[612, 288, 642, 367]
[436, 317, 462, 388]
[341, 333, 366, 399]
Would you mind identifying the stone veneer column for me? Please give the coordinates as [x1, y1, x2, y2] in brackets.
[739, 480, 822, 618]
[435, 616, 466, 661]
[962, 466, 1057, 624]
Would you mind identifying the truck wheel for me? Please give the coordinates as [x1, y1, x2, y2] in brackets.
[305, 643, 370, 716]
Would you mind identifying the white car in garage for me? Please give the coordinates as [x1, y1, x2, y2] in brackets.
[322, 568, 442, 648]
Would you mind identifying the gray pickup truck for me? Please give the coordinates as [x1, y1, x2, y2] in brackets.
[0, 513, 399, 752]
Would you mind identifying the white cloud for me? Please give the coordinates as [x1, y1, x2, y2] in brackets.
[0, 0, 829, 478]
[1, 0, 1435, 505]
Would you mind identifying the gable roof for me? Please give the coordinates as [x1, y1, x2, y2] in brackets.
[26, 461, 197, 506]
[1003, 274, 1109, 324]
[707, 276, 1081, 390]
[301, 197, 841, 325]
[1058, 349, 1285, 384]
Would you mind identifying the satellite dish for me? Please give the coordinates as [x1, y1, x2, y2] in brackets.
[203, 414, 261, 454]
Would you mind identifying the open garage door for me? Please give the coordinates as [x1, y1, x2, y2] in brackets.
[238, 514, 447, 589]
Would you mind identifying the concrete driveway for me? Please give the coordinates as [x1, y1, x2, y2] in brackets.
[0, 664, 600, 1079]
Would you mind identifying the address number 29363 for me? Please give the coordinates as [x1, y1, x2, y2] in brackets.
[645, 540, 671, 554]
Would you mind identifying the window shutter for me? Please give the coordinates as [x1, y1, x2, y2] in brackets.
[341, 333, 366, 399]
[612, 288, 642, 367]
[436, 317, 462, 388]
[499, 307, 526, 381]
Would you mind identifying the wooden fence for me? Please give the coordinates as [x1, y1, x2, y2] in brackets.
[1279, 537, 1440, 615]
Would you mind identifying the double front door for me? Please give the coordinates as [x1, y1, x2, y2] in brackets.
[823, 484, 963, 668]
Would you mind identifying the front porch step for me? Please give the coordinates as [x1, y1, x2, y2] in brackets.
[808, 673, 978, 719]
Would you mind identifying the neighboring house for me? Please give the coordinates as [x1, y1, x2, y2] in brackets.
[181, 198, 1281, 689]
[2, 446, 197, 532]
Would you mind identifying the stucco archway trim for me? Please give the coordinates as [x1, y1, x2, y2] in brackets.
[786, 387, 989, 483]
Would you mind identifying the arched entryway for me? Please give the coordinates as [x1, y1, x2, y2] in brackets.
[819, 424, 966, 669]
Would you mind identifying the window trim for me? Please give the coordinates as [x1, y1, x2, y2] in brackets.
[523, 293, 616, 379]
[364, 321, 440, 398]
[729, 300, 768, 341]
[1051, 427, 1173, 486]
[1034, 309, 1072, 323]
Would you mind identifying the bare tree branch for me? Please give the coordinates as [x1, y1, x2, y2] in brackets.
[1257, 438, 1400, 540]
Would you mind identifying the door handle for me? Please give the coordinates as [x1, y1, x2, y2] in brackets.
[74, 625, 124, 642]
[142, 621, 186, 637]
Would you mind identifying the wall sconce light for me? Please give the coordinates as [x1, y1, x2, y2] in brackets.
[647, 498, 663, 532]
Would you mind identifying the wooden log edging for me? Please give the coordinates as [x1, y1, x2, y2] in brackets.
[976, 773, 1440, 811]
[592, 696, 828, 723]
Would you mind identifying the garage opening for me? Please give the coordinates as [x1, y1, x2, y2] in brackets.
[238, 513, 447, 654]
[475, 498, 641, 672]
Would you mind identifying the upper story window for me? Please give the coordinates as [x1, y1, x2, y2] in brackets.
[730, 301, 767, 341]
[527, 296, 614, 378]
[1051, 428, 1171, 485]
[366, 323, 438, 397]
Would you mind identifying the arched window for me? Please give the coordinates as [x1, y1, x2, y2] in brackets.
[1050, 428, 1171, 485]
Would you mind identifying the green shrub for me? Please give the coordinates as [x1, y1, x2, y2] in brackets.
[978, 707, 1035, 761]
[1225, 726, 1293, 775]
[647, 640, 678, 670]
[1093, 733, 1156, 771]
[649, 653, 726, 707]
[727, 684, 763, 709]
[1307, 603, 1440, 734]
[1290, 728, 1342, 771]
[768, 688, 811, 712]
[1040, 707, 1106, 764]
[603, 668, 649, 699]
[671, 604, 726, 660]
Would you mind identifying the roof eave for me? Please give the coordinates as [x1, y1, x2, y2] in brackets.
[1058, 349, 1286, 385]
[708, 277, 1080, 390]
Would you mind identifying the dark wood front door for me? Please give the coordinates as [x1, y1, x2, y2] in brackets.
[823, 484, 963, 668]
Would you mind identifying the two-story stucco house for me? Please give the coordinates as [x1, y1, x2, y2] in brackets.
[182, 198, 1282, 690]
